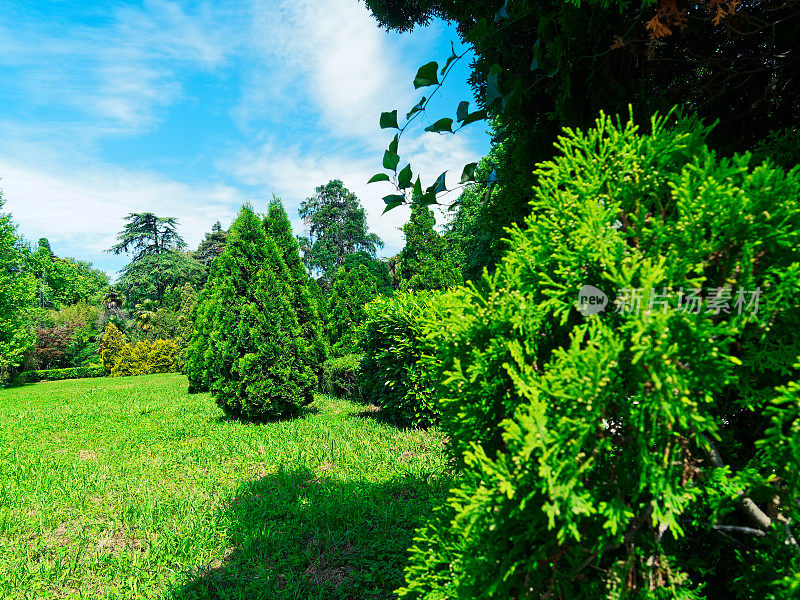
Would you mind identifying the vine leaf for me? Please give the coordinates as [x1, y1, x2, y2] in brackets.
[383, 150, 400, 172]
[441, 42, 458, 74]
[382, 194, 405, 214]
[486, 65, 503, 107]
[460, 162, 478, 183]
[413, 176, 423, 200]
[389, 134, 399, 155]
[414, 62, 440, 88]
[425, 118, 454, 133]
[462, 109, 487, 126]
[530, 39, 541, 72]
[427, 171, 448, 195]
[368, 173, 391, 184]
[495, 0, 509, 22]
[407, 97, 426, 120]
[398, 164, 413, 189]
[380, 110, 399, 129]
[456, 101, 469, 123]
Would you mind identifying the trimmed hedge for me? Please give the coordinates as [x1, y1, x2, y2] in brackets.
[16, 365, 104, 384]
[321, 353, 364, 400]
[360, 290, 467, 427]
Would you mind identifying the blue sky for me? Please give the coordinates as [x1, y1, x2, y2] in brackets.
[0, 0, 490, 277]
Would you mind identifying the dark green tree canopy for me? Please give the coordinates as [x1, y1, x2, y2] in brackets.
[342, 251, 394, 296]
[366, 0, 800, 277]
[118, 251, 204, 306]
[109, 212, 186, 261]
[327, 263, 379, 357]
[193, 221, 228, 267]
[298, 180, 384, 283]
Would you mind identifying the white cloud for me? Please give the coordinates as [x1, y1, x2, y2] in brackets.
[0, 159, 246, 275]
[238, 0, 428, 141]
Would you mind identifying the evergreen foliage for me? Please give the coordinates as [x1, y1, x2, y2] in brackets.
[108, 212, 186, 260]
[186, 205, 314, 419]
[264, 196, 327, 373]
[298, 180, 384, 283]
[327, 264, 378, 358]
[397, 113, 800, 599]
[361, 291, 465, 427]
[0, 192, 35, 379]
[193, 221, 228, 267]
[321, 353, 365, 401]
[110, 339, 178, 377]
[99, 322, 128, 374]
[118, 251, 204, 306]
[397, 204, 461, 291]
[342, 251, 394, 295]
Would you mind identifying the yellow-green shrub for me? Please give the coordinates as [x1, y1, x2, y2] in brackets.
[99, 322, 127, 374]
[109, 338, 178, 377]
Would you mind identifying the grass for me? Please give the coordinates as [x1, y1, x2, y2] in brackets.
[0, 373, 452, 600]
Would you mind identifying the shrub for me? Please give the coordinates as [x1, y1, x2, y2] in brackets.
[187, 205, 315, 419]
[108, 339, 174, 377]
[110, 339, 178, 377]
[398, 113, 800, 599]
[99, 322, 128, 374]
[361, 290, 466, 427]
[15, 365, 104, 384]
[321, 353, 364, 400]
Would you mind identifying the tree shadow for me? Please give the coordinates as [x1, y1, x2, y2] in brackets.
[213, 403, 321, 425]
[169, 467, 449, 600]
[356, 404, 434, 431]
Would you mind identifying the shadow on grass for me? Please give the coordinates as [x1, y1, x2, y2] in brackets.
[213, 403, 322, 425]
[170, 467, 448, 600]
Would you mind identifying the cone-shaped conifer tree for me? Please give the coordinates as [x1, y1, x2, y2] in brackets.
[263, 196, 327, 372]
[187, 204, 314, 418]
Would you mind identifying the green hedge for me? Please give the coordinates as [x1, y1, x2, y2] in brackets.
[16, 365, 105, 384]
[321, 353, 364, 400]
[360, 290, 467, 427]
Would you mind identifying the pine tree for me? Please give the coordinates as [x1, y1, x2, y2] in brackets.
[194, 221, 228, 267]
[188, 205, 314, 418]
[263, 196, 327, 373]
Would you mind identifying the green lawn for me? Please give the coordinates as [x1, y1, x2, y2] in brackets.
[0, 374, 451, 600]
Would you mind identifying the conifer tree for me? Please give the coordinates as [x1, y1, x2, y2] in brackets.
[188, 205, 314, 418]
[397, 204, 461, 291]
[263, 196, 327, 373]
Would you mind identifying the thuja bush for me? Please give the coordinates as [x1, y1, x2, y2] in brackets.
[398, 113, 800, 599]
[110, 339, 178, 377]
[264, 197, 327, 373]
[328, 264, 378, 357]
[361, 290, 467, 427]
[186, 205, 314, 419]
